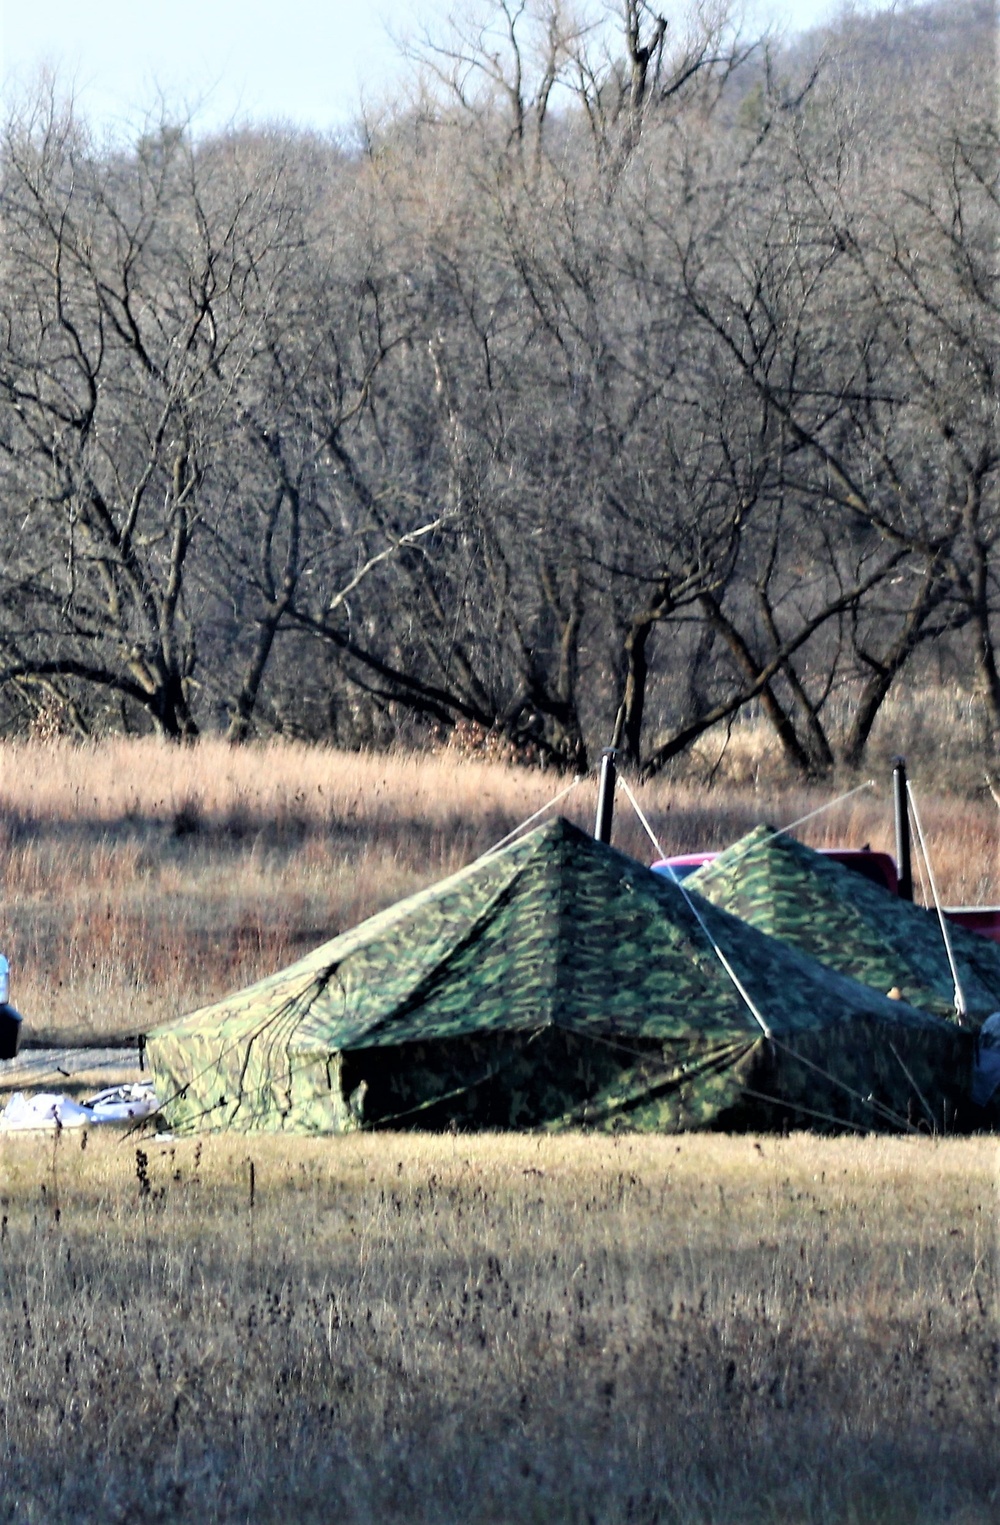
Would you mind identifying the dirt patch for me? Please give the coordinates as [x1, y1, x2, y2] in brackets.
[0, 1046, 143, 1100]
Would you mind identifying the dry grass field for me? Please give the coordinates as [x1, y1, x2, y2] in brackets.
[0, 739, 998, 1521]
[0, 1131, 996, 1523]
[2, 736, 999, 1045]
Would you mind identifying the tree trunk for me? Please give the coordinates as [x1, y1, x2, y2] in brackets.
[698, 593, 815, 776]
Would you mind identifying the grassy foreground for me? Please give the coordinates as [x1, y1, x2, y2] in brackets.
[0, 1131, 997, 1524]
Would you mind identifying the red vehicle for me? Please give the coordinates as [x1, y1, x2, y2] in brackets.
[627, 753, 1000, 947]
[651, 847, 1000, 944]
[652, 846, 899, 891]
[937, 904, 1000, 944]
[591, 749, 1000, 944]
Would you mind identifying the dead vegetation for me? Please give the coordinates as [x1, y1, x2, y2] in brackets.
[0, 741, 998, 1521]
[0, 1130, 996, 1523]
[1, 737, 999, 1044]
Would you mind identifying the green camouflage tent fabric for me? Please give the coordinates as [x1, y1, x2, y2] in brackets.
[145, 818, 969, 1136]
[686, 825, 1000, 1026]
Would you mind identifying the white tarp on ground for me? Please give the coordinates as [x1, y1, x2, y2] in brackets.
[0, 1083, 158, 1132]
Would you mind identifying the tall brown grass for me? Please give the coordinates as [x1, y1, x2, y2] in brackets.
[0, 1130, 995, 1523]
[1, 738, 998, 1521]
[1, 738, 998, 1043]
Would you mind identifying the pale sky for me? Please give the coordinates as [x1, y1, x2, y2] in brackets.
[1, 0, 848, 141]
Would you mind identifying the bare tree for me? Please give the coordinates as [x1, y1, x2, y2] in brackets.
[0, 3, 991, 777]
[0, 100, 291, 736]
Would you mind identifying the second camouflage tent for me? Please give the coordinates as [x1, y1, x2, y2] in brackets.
[687, 825, 1000, 1025]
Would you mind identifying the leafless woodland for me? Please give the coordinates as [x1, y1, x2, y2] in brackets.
[0, 0, 996, 779]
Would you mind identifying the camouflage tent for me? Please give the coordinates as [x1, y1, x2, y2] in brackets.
[145, 818, 968, 1136]
[686, 825, 1000, 1026]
